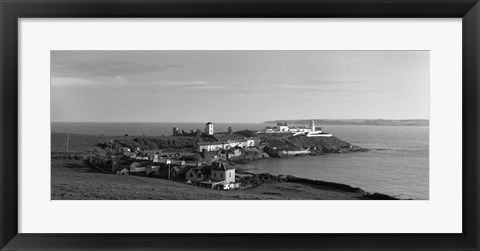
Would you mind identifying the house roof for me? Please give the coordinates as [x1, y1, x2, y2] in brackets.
[131, 161, 150, 167]
[187, 167, 203, 175]
[155, 159, 171, 164]
[197, 142, 224, 146]
[197, 137, 258, 146]
[212, 162, 235, 171]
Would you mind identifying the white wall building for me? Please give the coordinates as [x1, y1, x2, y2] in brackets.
[210, 163, 235, 183]
[265, 120, 332, 137]
[197, 138, 257, 152]
[266, 121, 317, 133]
[186, 163, 236, 184]
[277, 123, 289, 132]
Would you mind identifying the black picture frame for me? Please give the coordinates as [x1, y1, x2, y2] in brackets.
[1, 0, 479, 250]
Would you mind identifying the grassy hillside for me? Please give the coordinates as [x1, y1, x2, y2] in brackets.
[52, 158, 369, 200]
[52, 132, 246, 153]
[51, 132, 396, 200]
[258, 133, 352, 152]
[52, 133, 203, 152]
[52, 132, 356, 155]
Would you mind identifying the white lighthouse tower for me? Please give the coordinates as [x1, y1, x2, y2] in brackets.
[310, 120, 316, 131]
[205, 122, 214, 135]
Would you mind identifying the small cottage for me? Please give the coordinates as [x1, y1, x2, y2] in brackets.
[186, 167, 206, 182]
[135, 153, 150, 161]
[124, 151, 137, 158]
[170, 166, 188, 180]
[210, 162, 235, 183]
[130, 161, 148, 173]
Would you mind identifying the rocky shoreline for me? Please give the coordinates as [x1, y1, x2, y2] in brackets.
[233, 165, 399, 200]
[282, 175, 398, 200]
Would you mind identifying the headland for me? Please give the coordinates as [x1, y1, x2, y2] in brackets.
[51, 121, 398, 200]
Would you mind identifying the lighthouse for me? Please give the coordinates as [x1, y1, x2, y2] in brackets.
[310, 120, 316, 131]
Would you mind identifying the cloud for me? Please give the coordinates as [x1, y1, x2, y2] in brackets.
[114, 76, 127, 82]
[150, 80, 227, 90]
[300, 80, 370, 85]
[51, 59, 182, 78]
[50, 76, 227, 92]
[277, 79, 373, 92]
[51, 76, 128, 87]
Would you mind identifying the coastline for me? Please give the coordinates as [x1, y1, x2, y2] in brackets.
[51, 132, 401, 200]
[51, 133, 404, 200]
[51, 157, 398, 200]
[234, 158, 398, 200]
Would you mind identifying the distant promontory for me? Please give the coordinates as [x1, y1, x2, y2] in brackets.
[264, 119, 429, 127]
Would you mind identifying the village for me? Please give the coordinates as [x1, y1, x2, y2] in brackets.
[87, 121, 343, 191]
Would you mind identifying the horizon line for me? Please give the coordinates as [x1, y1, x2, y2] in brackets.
[51, 118, 430, 124]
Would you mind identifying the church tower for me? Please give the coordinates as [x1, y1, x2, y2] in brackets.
[310, 120, 315, 131]
[205, 122, 214, 135]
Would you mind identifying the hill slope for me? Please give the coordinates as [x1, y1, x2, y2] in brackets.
[52, 159, 371, 200]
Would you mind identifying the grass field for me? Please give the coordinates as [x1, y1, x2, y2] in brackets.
[51, 158, 366, 200]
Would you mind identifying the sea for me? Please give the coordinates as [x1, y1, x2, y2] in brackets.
[52, 122, 429, 199]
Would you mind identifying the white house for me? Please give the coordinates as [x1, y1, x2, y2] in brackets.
[265, 122, 291, 133]
[277, 123, 289, 132]
[210, 162, 235, 183]
[198, 142, 224, 152]
[197, 138, 257, 152]
[185, 162, 236, 185]
[226, 138, 255, 148]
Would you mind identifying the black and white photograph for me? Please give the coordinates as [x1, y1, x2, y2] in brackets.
[51, 50, 429, 200]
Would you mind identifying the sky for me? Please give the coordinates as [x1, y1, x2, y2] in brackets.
[51, 50, 429, 123]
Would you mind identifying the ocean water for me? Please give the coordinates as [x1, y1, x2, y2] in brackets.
[51, 122, 429, 199]
[242, 125, 429, 200]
